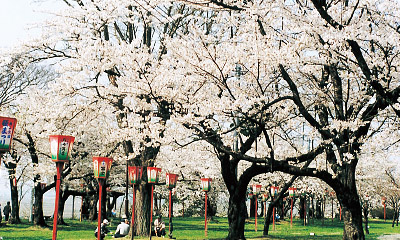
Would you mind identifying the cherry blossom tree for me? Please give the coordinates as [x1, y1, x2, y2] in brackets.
[159, 0, 400, 239]
[10, 0, 400, 239]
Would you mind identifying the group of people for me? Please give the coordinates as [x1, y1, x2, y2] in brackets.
[95, 218, 130, 239]
[0, 202, 11, 224]
[94, 215, 166, 239]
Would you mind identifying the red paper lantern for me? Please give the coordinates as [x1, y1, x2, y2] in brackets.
[201, 178, 212, 192]
[289, 187, 296, 197]
[271, 186, 279, 197]
[49, 135, 75, 162]
[147, 167, 161, 184]
[128, 166, 144, 185]
[92, 156, 113, 179]
[0, 117, 17, 153]
[252, 184, 262, 195]
[166, 173, 178, 189]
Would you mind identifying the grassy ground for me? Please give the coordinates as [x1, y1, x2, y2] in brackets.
[0, 217, 399, 239]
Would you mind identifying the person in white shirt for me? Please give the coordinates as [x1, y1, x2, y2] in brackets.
[114, 218, 130, 238]
[154, 216, 166, 237]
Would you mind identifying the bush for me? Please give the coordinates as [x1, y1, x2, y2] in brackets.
[371, 207, 395, 220]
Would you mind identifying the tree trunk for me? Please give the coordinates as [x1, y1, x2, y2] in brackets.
[299, 197, 305, 220]
[336, 173, 365, 240]
[33, 183, 46, 226]
[316, 198, 322, 219]
[57, 188, 69, 225]
[9, 176, 21, 224]
[226, 189, 247, 239]
[249, 197, 255, 218]
[134, 183, 151, 236]
[263, 201, 274, 236]
[392, 203, 397, 228]
[89, 195, 98, 221]
[362, 202, 369, 234]
[4, 159, 21, 224]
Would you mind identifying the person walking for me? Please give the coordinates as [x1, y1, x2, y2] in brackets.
[3, 202, 10, 222]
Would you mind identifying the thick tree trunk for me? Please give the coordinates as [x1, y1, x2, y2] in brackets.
[249, 197, 255, 218]
[9, 176, 21, 224]
[316, 198, 322, 219]
[89, 195, 98, 221]
[299, 197, 305, 220]
[392, 203, 397, 228]
[4, 160, 21, 224]
[362, 203, 369, 234]
[134, 183, 151, 236]
[226, 189, 247, 240]
[33, 183, 46, 226]
[57, 188, 69, 225]
[336, 173, 365, 240]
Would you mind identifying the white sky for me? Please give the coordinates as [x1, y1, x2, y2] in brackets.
[0, 0, 66, 211]
[0, 0, 64, 48]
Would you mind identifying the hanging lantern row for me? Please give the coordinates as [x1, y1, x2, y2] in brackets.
[0, 117, 17, 153]
[201, 178, 212, 192]
[93, 156, 113, 179]
[49, 135, 75, 162]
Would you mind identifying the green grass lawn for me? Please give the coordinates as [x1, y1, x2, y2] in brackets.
[0, 217, 399, 239]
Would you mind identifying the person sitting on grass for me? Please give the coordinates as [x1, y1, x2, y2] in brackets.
[153, 216, 166, 237]
[114, 218, 130, 238]
[94, 219, 111, 240]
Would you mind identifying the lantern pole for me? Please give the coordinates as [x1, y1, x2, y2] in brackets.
[290, 196, 294, 227]
[52, 162, 64, 240]
[149, 184, 154, 240]
[131, 184, 136, 240]
[97, 178, 104, 240]
[384, 199, 386, 221]
[169, 188, 173, 238]
[272, 196, 275, 231]
[255, 194, 258, 232]
[331, 197, 334, 222]
[205, 191, 208, 237]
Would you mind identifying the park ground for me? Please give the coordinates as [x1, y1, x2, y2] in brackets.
[0, 217, 400, 239]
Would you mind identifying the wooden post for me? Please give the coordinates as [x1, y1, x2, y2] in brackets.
[149, 185, 154, 240]
[205, 192, 208, 237]
[290, 197, 293, 227]
[255, 195, 257, 232]
[97, 179, 104, 240]
[131, 184, 136, 240]
[52, 162, 64, 240]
